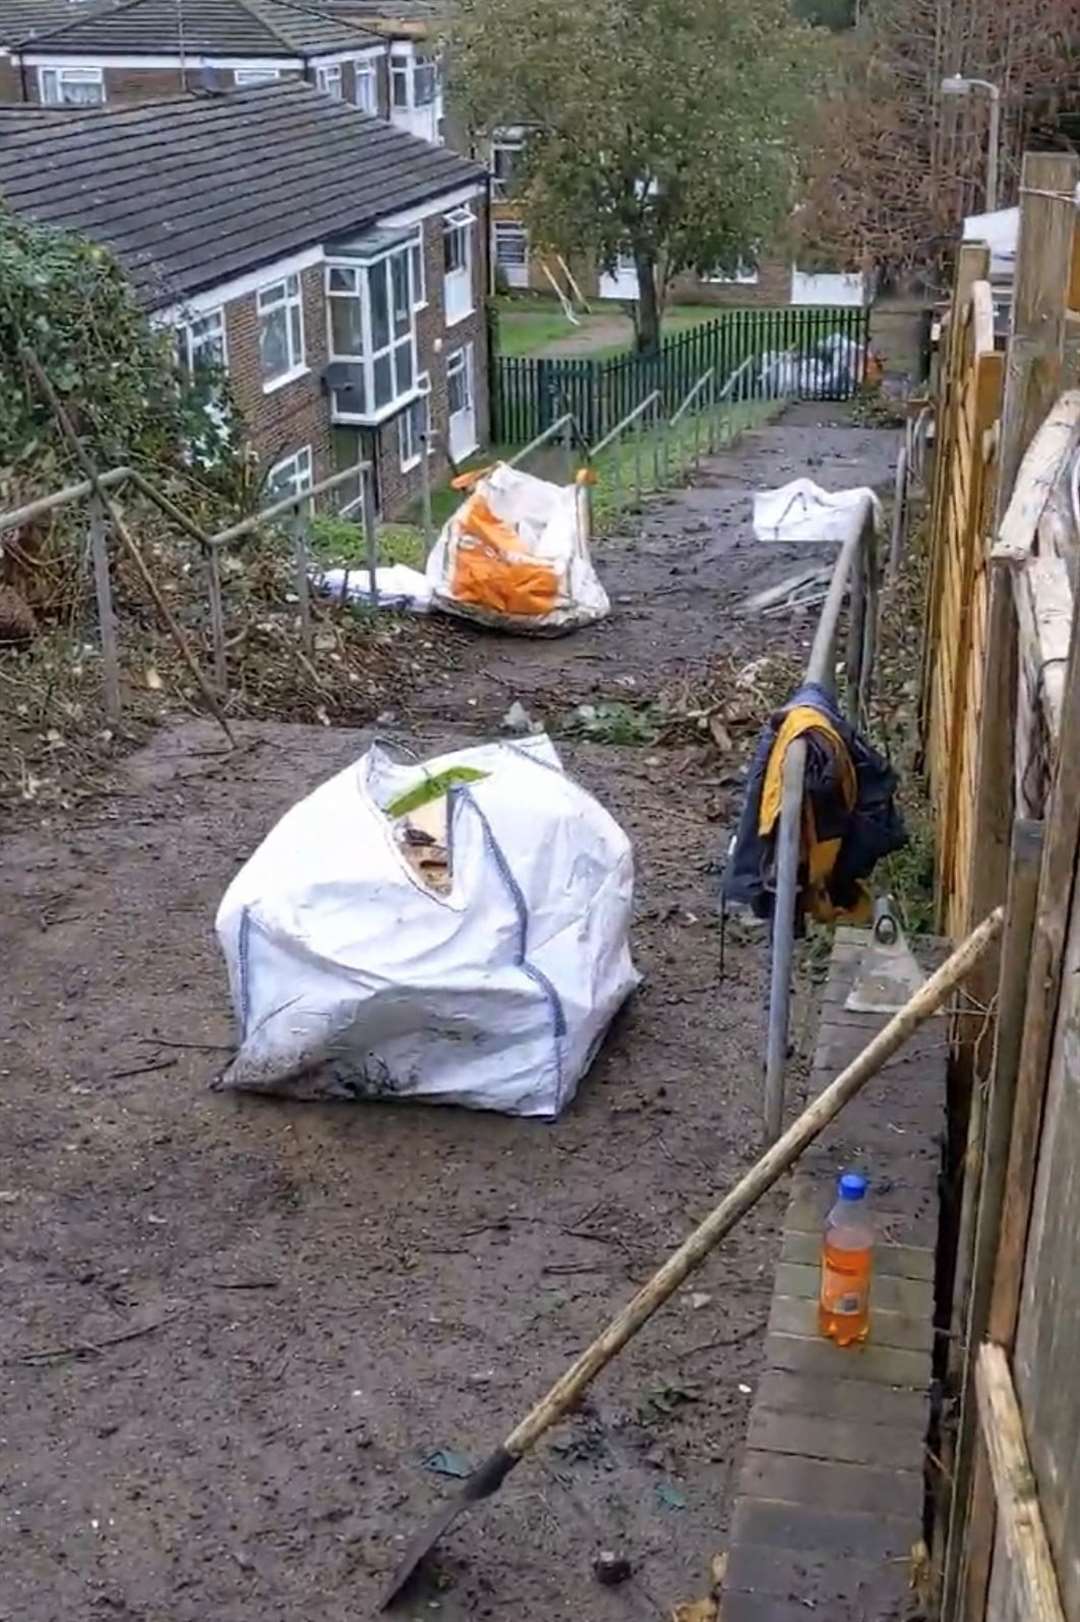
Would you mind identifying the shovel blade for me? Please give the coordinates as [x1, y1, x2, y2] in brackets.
[379, 1446, 519, 1610]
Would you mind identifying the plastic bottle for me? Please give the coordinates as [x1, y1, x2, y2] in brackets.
[818, 1172, 873, 1346]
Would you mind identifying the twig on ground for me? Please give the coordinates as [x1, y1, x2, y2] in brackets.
[107, 1057, 178, 1080]
[673, 1318, 768, 1361]
[13, 1311, 185, 1366]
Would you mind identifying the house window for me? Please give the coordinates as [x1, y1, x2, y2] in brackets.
[391, 51, 438, 110]
[413, 58, 437, 107]
[326, 246, 418, 422]
[443, 207, 474, 325]
[177, 308, 227, 373]
[316, 63, 343, 98]
[257, 273, 305, 387]
[399, 373, 431, 470]
[39, 65, 104, 105]
[266, 446, 313, 506]
[494, 222, 528, 288]
[410, 234, 425, 308]
[490, 134, 523, 201]
[447, 345, 471, 416]
[354, 58, 377, 112]
[234, 69, 281, 86]
[390, 54, 410, 109]
[706, 259, 759, 285]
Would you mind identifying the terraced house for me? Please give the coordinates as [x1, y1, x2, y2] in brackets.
[0, 82, 489, 515]
[0, 0, 391, 119]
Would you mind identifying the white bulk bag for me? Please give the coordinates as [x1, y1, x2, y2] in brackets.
[214, 735, 638, 1117]
[426, 462, 609, 635]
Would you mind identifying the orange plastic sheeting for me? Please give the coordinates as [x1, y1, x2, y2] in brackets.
[450, 493, 559, 618]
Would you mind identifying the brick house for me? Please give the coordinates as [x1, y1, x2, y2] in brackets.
[289, 0, 446, 144]
[0, 0, 391, 118]
[0, 82, 490, 517]
[486, 131, 866, 309]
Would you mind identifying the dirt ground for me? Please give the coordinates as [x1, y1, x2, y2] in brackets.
[0, 405, 898, 1622]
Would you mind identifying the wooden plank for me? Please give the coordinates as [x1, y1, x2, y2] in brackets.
[773, 1260, 933, 1316]
[731, 1496, 913, 1562]
[976, 1343, 1066, 1622]
[737, 1448, 923, 1520]
[769, 1292, 933, 1354]
[746, 1403, 925, 1470]
[725, 1540, 910, 1610]
[780, 1228, 935, 1281]
[753, 1366, 927, 1427]
[765, 1331, 930, 1389]
[996, 390, 1080, 561]
[944, 820, 1044, 1621]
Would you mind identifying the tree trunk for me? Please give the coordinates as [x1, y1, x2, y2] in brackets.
[634, 251, 661, 354]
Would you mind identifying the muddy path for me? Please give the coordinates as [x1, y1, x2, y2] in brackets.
[0, 405, 897, 1622]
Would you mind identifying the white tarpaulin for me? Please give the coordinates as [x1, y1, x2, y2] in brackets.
[315, 564, 432, 612]
[214, 736, 638, 1117]
[752, 479, 882, 545]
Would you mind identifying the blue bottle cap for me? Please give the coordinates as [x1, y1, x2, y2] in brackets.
[838, 1172, 868, 1201]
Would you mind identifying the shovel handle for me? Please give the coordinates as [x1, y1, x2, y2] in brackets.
[502, 906, 1002, 1459]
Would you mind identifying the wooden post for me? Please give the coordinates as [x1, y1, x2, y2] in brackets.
[965, 153, 1079, 1025]
[291, 504, 313, 658]
[943, 819, 1043, 1621]
[206, 543, 228, 692]
[89, 493, 121, 723]
[920, 244, 989, 740]
[975, 1344, 1066, 1622]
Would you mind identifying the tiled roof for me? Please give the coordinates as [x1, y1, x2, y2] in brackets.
[11, 0, 381, 56]
[0, 0, 104, 48]
[0, 81, 483, 306]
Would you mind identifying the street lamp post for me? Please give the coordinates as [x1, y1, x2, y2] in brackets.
[941, 74, 1001, 213]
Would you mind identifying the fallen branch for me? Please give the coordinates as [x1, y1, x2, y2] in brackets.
[13, 1311, 184, 1366]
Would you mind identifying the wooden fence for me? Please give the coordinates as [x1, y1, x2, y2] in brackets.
[922, 246, 1004, 938]
[491, 304, 871, 444]
[919, 149, 1080, 1622]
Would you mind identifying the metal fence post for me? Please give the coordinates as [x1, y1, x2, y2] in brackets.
[361, 464, 379, 607]
[419, 428, 434, 552]
[693, 404, 702, 474]
[291, 500, 313, 657]
[206, 542, 228, 692]
[89, 493, 121, 722]
[562, 414, 575, 484]
[763, 740, 806, 1143]
[633, 412, 643, 507]
[652, 402, 663, 491]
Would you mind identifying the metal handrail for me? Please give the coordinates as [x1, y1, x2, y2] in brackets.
[0, 466, 132, 532]
[670, 368, 715, 427]
[509, 412, 575, 475]
[762, 499, 879, 1143]
[592, 390, 662, 457]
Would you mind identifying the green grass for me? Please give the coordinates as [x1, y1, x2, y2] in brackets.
[493, 296, 727, 361]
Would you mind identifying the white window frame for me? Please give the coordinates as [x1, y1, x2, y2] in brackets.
[398, 372, 432, 471]
[490, 134, 523, 201]
[325, 247, 420, 426]
[38, 64, 105, 105]
[316, 63, 343, 98]
[409, 231, 426, 310]
[390, 48, 439, 110]
[443, 206, 475, 327]
[177, 307, 227, 373]
[257, 272, 306, 391]
[447, 344, 472, 416]
[493, 221, 529, 287]
[354, 57, 377, 113]
[706, 259, 759, 286]
[266, 446, 313, 506]
[235, 68, 281, 86]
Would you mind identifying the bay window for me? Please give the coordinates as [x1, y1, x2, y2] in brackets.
[257, 272, 305, 387]
[326, 241, 420, 423]
[39, 65, 104, 105]
[443, 207, 474, 325]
